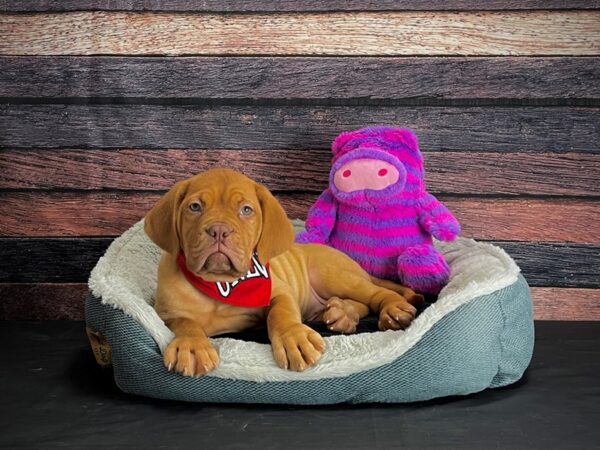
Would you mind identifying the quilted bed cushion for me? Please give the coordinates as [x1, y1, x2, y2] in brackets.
[85, 220, 534, 404]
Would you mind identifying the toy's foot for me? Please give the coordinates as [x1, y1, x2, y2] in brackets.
[322, 297, 361, 334]
[398, 245, 451, 295]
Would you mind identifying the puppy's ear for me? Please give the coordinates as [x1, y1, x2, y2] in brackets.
[144, 180, 189, 254]
[255, 183, 294, 262]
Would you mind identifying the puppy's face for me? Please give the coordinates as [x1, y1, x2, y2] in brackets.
[179, 171, 262, 281]
[145, 168, 294, 282]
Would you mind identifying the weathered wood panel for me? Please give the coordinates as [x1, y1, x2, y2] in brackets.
[0, 238, 110, 283]
[0, 192, 313, 237]
[0, 193, 598, 244]
[0, 283, 87, 320]
[2, 12, 599, 56]
[0, 4, 598, 323]
[0, 192, 157, 237]
[426, 152, 600, 197]
[496, 242, 600, 289]
[450, 200, 600, 244]
[0, 238, 597, 287]
[0, 149, 330, 192]
[2, 105, 598, 152]
[2, 57, 599, 100]
[532, 288, 600, 321]
[1, 149, 598, 197]
[3, 1, 600, 12]
[0, 284, 598, 321]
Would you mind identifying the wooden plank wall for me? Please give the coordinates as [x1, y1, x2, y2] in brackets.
[0, 2, 599, 321]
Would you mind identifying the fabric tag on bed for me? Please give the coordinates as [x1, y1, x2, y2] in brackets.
[86, 327, 113, 368]
[177, 252, 272, 308]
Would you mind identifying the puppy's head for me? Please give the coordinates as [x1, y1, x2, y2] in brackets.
[144, 168, 294, 282]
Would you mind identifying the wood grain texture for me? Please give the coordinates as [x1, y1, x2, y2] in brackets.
[0, 149, 329, 192]
[448, 200, 600, 244]
[0, 283, 87, 320]
[0, 7, 598, 321]
[0, 238, 110, 283]
[0, 283, 598, 321]
[2, 105, 598, 152]
[494, 242, 599, 289]
[2, 56, 599, 100]
[3, 1, 600, 12]
[0, 238, 597, 286]
[1, 149, 598, 197]
[0, 193, 598, 244]
[1, 11, 599, 56]
[0, 192, 313, 237]
[427, 152, 600, 197]
[532, 288, 600, 321]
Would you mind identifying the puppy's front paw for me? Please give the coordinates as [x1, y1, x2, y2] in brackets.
[323, 297, 360, 334]
[271, 324, 325, 372]
[378, 298, 417, 331]
[164, 337, 220, 377]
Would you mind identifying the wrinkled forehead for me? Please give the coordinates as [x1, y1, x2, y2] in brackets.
[186, 171, 259, 205]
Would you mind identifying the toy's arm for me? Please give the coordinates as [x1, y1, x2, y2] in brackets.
[417, 193, 461, 241]
[296, 189, 337, 244]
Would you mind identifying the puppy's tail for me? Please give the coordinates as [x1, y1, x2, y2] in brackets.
[369, 276, 425, 307]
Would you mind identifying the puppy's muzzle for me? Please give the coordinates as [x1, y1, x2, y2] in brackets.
[201, 222, 246, 276]
[205, 222, 233, 243]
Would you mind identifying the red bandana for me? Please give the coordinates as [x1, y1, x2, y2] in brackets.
[177, 252, 272, 308]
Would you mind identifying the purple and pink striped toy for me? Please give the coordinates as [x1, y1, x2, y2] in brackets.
[296, 126, 461, 294]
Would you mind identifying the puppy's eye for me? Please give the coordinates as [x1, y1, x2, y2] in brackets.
[240, 205, 254, 216]
[189, 202, 202, 213]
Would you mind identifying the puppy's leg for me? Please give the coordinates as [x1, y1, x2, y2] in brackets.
[267, 292, 325, 371]
[322, 297, 369, 334]
[367, 278, 425, 330]
[309, 247, 422, 331]
[163, 318, 220, 377]
[317, 270, 418, 331]
[376, 293, 419, 331]
[369, 276, 425, 309]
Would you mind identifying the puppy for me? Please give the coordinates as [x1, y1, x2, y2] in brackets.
[145, 168, 423, 376]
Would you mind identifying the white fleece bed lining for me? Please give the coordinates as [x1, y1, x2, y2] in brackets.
[89, 220, 520, 383]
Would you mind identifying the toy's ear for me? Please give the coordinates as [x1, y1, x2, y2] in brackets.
[255, 183, 294, 263]
[331, 130, 358, 156]
[333, 127, 420, 155]
[144, 179, 189, 254]
[381, 128, 419, 151]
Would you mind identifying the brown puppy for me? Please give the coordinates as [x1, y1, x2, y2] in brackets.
[145, 168, 423, 376]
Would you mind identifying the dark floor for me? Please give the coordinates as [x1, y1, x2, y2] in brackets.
[0, 321, 598, 450]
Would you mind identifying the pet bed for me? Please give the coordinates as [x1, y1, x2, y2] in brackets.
[85, 220, 534, 404]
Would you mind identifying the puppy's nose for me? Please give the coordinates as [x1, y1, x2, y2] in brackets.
[206, 223, 233, 242]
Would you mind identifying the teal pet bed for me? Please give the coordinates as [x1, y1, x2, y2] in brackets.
[85, 220, 534, 404]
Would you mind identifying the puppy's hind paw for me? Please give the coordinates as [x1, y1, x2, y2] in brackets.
[378, 298, 417, 331]
[323, 297, 360, 334]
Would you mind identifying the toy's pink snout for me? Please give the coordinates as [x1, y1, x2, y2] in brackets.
[333, 159, 400, 193]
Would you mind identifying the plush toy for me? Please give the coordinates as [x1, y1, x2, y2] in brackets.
[296, 126, 460, 294]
